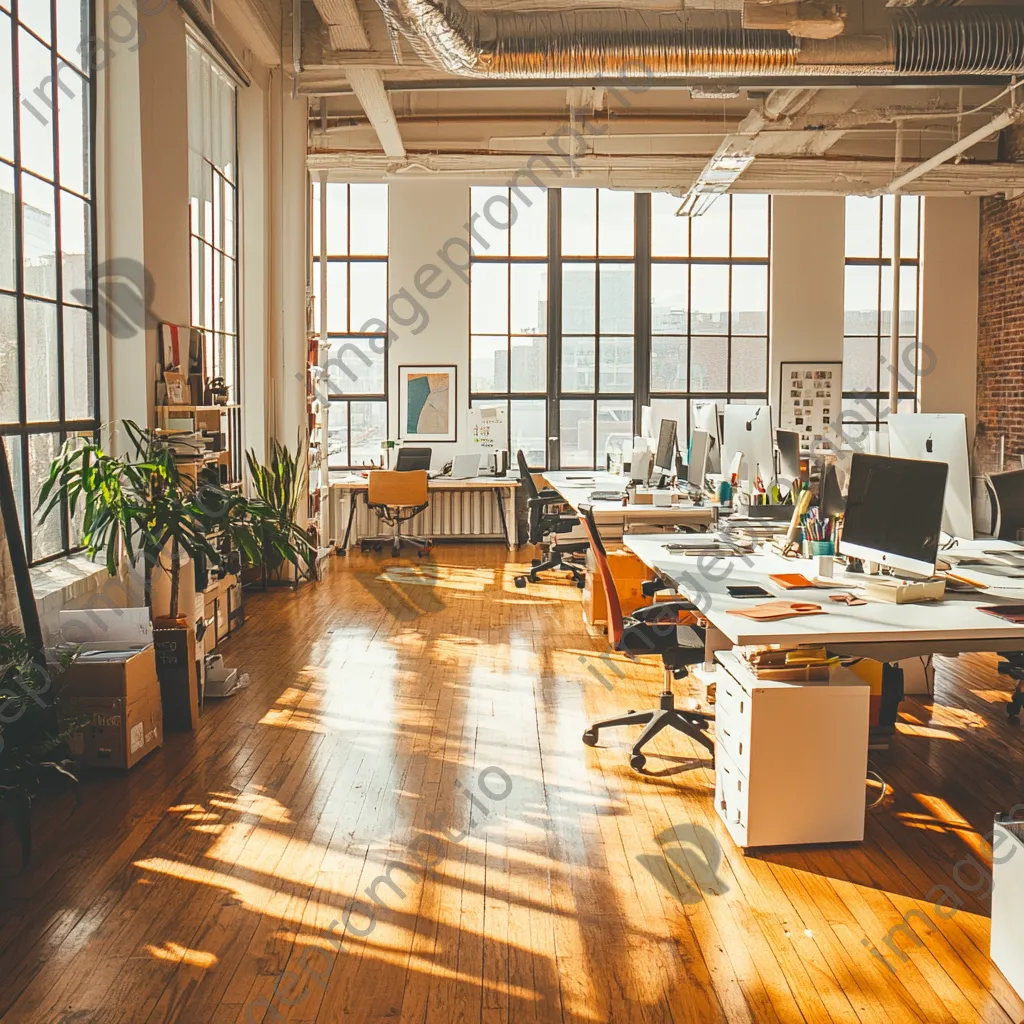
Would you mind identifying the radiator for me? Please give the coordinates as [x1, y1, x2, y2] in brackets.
[329, 486, 510, 546]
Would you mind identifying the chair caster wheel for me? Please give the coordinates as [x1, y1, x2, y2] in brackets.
[575, 577, 586, 589]
[531, 558, 542, 567]
[514, 576, 527, 588]
[582, 728, 598, 746]
[627, 709, 635, 714]
[630, 753, 647, 771]
[418, 549, 429, 558]
[1008, 698, 1022, 720]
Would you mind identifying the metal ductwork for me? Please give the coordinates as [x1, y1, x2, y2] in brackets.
[372, 0, 1024, 78]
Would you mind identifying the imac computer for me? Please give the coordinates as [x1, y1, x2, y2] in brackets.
[687, 429, 711, 491]
[653, 418, 678, 487]
[839, 453, 948, 577]
[693, 401, 721, 473]
[776, 429, 802, 495]
[887, 413, 973, 539]
[723, 405, 775, 489]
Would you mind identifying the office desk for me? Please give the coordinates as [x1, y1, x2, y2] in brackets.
[623, 535, 1024, 662]
[330, 476, 519, 552]
[542, 472, 717, 539]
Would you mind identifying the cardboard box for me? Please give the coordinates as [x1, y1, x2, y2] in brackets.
[57, 644, 164, 770]
[583, 548, 654, 627]
[153, 626, 200, 730]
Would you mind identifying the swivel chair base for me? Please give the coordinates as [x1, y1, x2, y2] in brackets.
[361, 532, 433, 557]
[582, 678, 715, 771]
[998, 652, 1024, 719]
[515, 543, 587, 589]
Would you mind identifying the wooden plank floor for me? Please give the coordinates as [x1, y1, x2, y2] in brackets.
[2, 544, 1023, 1024]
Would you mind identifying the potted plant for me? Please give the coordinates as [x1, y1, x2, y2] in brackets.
[246, 438, 317, 585]
[39, 421, 312, 619]
[0, 626, 79, 867]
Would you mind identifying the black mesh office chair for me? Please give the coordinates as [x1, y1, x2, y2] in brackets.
[514, 449, 588, 589]
[578, 505, 714, 771]
[985, 469, 1024, 540]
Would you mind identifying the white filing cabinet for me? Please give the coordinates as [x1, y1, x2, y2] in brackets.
[991, 818, 1024, 1000]
[713, 650, 871, 848]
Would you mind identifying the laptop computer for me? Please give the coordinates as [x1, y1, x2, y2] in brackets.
[450, 453, 482, 480]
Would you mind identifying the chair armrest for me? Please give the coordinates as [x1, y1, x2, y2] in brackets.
[630, 601, 700, 622]
[641, 579, 674, 598]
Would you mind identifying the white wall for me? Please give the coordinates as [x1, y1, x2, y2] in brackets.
[387, 182, 471, 469]
[768, 195, 846, 412]
[919, 196, 980, 440]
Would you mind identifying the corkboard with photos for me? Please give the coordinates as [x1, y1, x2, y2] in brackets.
[779, 361, 843, 449]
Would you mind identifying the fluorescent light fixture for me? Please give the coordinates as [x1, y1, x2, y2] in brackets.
[675, 153, 754, 217]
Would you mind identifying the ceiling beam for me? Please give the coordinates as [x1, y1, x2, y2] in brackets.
[307, 0, 406, 159]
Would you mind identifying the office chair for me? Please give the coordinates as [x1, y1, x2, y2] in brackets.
[578, 505, 714, 772]
[985, 469, 1024, 540]
[362, 470, 433, 557]
[513, 449, 588, 589]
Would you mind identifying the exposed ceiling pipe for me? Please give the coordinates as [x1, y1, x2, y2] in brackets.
[371, 1, 1024, 79]
[881, 102, 1024, 191]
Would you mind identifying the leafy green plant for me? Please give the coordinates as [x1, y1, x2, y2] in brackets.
[0, 626, 79, 805]
[246, 438, 315, 579]
[39, 421, 312, 616]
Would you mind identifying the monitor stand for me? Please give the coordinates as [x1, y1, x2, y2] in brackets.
[655, 473, 670, 490]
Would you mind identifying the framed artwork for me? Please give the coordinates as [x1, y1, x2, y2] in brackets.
[779, 361, 843, 449]
[399, 365, 457, 442]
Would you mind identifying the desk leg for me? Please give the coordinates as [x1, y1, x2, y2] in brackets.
[703, 623, 732, 671]
[339, 492, 358, 555]
[495, 487, 512, 549]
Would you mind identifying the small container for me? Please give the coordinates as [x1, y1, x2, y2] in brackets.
[809, 540, 834, 557]
[816, 554, 834, 578]
[718, 480, 732, 503]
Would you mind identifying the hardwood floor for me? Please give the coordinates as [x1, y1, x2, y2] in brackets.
[2, 544, 1023, 1023]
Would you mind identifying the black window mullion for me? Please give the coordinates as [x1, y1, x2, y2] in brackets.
[634, 192, 651, 432]
[547, 188, 561, 470]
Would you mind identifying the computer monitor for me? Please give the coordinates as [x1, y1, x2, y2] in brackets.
[887, 413, 973, 539]
[687, 429, 711, 489]
[722, 405, 775, 489]
[692, 401, 721, 473]
[776, 429, 802, 496]
[395, 447, 432, 472]
[839, 453, 948, 577]
[987, 469, 1024, 540]
[654, 418, 678, 480]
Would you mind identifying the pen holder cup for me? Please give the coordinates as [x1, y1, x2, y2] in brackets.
[717, 480, 732, 503]
[808, 541, 834, 557]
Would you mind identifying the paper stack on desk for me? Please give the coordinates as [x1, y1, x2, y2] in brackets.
[744, 647, 839, 681]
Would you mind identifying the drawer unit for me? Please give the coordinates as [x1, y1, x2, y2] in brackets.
[714, 649, 871, 848]
[714, 747, 748, 848]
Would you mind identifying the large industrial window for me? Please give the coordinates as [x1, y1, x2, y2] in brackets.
[1, 0, 98, 564]
[842, 195, 921, 438]
[469, 185, 549, 468]
[469, 188, 771, 470]
[187, 36, 238, 404]
[648, 192, 770, 444]
[312, 182, 388, 469]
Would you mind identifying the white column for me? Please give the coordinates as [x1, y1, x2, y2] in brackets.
[919, 197, 980, 441]
[768, 196, 846, 412]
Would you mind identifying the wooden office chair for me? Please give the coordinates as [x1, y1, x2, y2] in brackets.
[578, 505, 714, 771]
[363, 470, 433, 557]
[514, 449, 588, 589]
[985, 469, 1024, 540]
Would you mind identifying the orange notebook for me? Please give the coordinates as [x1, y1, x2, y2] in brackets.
[728, 600, 825, 622]
[769, 573, 815, 590]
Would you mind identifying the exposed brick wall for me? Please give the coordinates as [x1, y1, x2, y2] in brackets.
[977, 127, 1024, 468]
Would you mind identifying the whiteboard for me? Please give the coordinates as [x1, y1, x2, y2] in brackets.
[468, 405, 507, 452]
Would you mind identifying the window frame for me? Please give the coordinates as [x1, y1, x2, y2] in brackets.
[186, 32, 241, 481]
[842, 195, 922, 435]
[647, 193, 772, 442]
[2, 0, 100, 566]
[313, 181, 389, 471]
[468, 189, 772, 471]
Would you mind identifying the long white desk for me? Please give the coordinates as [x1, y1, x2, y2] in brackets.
[623, 534, 1024, 662]
[542, 471, 717, 537]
